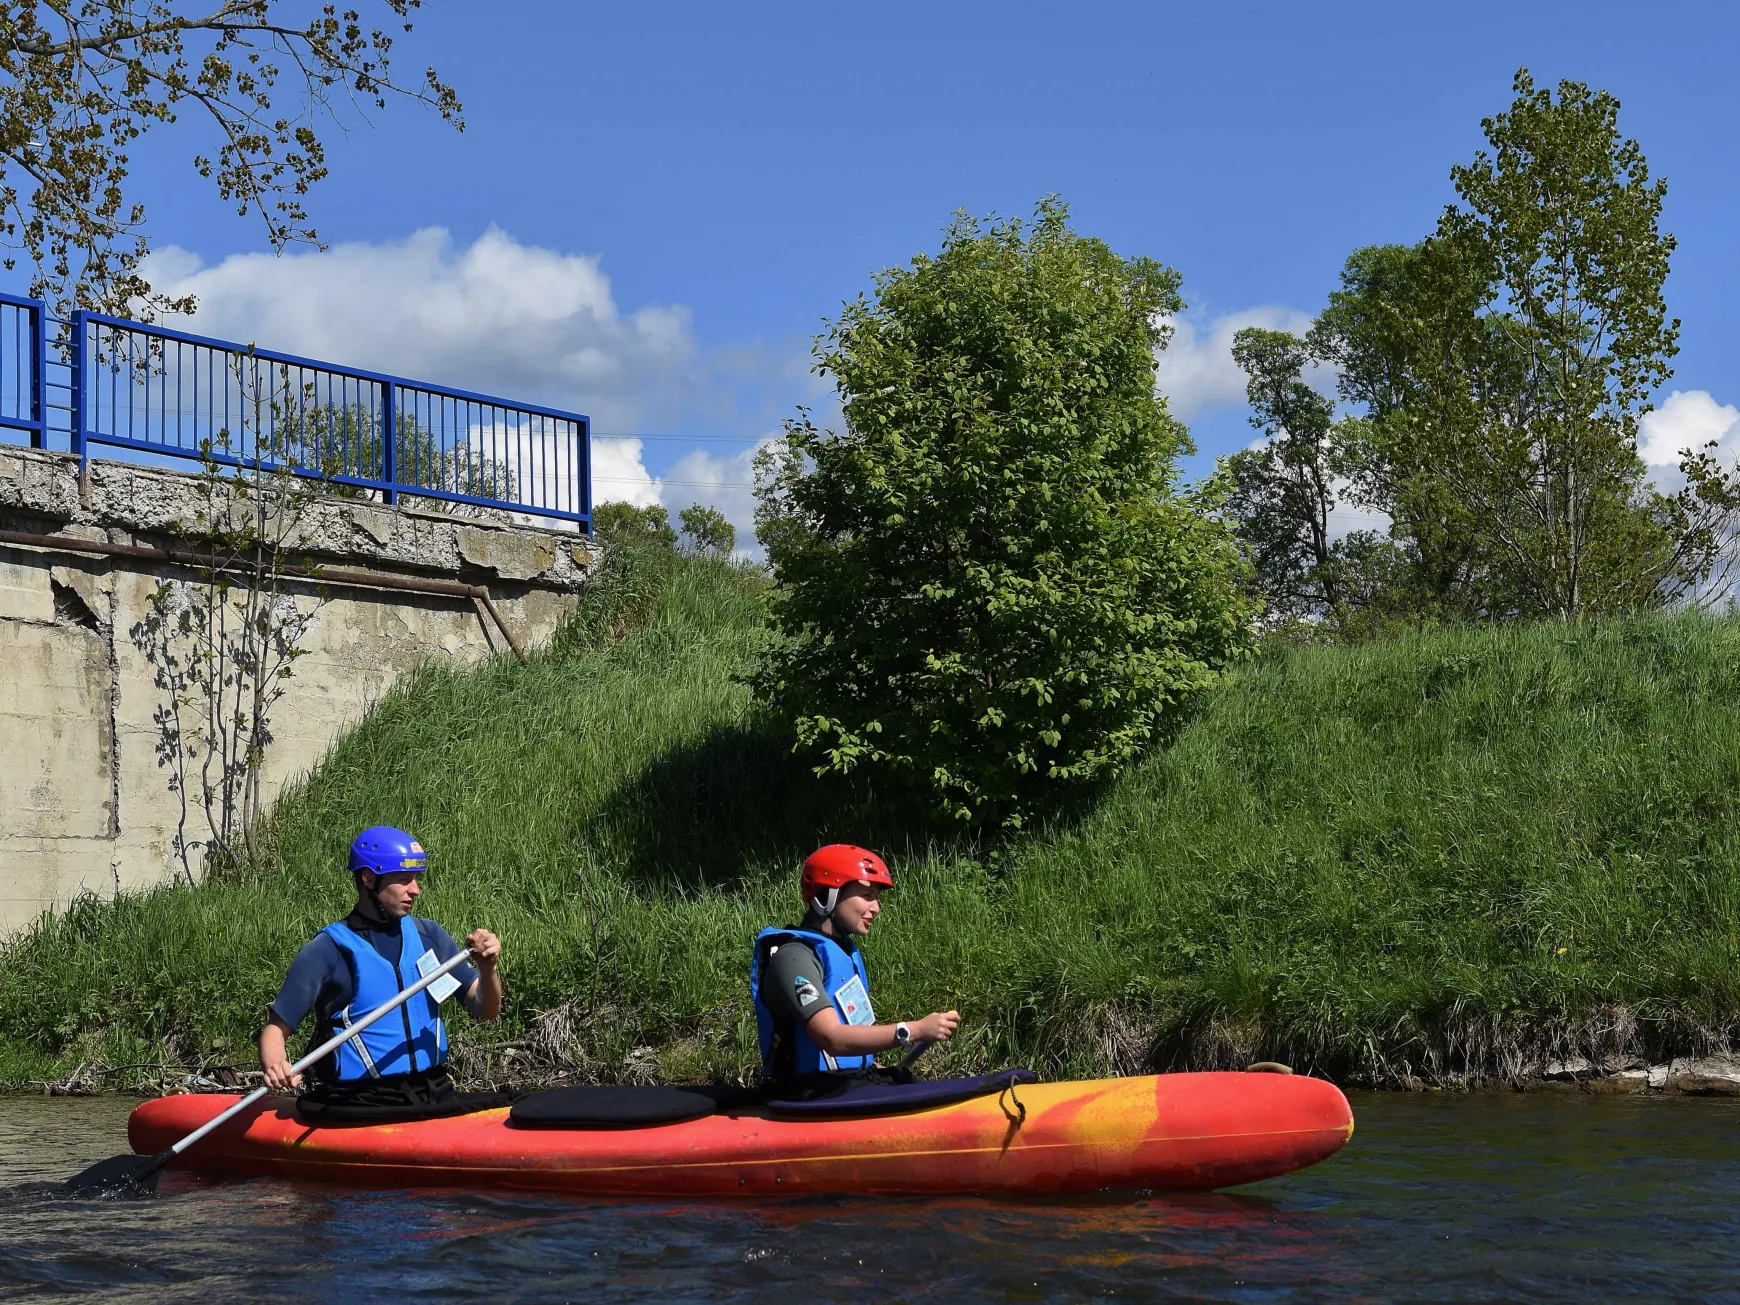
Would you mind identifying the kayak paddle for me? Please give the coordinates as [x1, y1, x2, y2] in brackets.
[896, 1009, 958, 1072]
[898, 1039, 933, 1071]
[64, 946, 474, 1197]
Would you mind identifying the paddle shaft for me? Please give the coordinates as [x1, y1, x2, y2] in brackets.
[160, 946, 475, 1163]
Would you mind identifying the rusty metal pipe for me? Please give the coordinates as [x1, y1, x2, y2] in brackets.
[0, 527, 529, 664]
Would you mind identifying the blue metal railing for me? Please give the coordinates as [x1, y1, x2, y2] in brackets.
[0, 292, 45, 446]
[0, 296, 590, 528]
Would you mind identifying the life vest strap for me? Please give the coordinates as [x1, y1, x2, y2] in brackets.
[339, 1006, 382, 1079]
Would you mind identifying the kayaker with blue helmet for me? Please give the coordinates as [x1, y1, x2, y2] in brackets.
[751, 845, 960, 1084]
[257, 826, 503, 1114]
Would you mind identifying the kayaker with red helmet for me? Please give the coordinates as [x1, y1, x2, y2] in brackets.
[750, 844, 960, 1083]
[257, 825, 503, 1115]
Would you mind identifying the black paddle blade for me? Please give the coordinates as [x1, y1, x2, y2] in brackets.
[62, 1150, 170, 1197]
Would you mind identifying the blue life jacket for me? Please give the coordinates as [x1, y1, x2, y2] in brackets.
[751, 926, 876, 1078]
[320, 917, 448, 1081]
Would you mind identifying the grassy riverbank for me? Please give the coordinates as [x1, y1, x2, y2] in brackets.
[6, 550, 1740, 1090]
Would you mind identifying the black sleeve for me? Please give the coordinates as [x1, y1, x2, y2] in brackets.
[763, 941, 831, 1027]
[268, 935, 344, 1030]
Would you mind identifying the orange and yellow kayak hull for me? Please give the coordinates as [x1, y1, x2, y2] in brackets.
[129, 1071, 1353, 1196]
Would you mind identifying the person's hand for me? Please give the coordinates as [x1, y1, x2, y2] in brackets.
[262, 1054, 301, 1092]
[911, 1010, 960, 1044]
[467, 928, 501, 969]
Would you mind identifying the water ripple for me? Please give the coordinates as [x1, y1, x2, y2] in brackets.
[4, 1090, 1740, 1302]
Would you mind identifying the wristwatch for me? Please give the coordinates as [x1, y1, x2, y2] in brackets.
[894, 1021, 911, 1046]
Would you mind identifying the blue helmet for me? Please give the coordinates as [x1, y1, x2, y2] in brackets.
[348, 826, 428, 878]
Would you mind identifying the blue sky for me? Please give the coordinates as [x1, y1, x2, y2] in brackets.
[83, 0, 1740, 541]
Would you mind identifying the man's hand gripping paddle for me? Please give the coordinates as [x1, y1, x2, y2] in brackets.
[63, 947, 474, 1197]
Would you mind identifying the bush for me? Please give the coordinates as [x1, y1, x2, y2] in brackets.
[753, 198, 1254, 828]
[593, 502, 677, 549]
[679, 504, 735, 556]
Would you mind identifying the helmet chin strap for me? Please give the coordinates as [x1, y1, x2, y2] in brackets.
[805, 888, 839, 935]
[357, 871, 391, 923]
[809, 886, 850, 935]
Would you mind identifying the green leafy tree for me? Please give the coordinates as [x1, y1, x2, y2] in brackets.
[1223, 324, 1421, 635]
[677, 503, 734, 556]
[1429, 70, 1684, 616]
[263, 394, 516, 514]
[0, 1, 461, 314]
[1224, 327, 1355, 620]
[1309, 239, 1498, 621]
[754, 198, 1253, 828]
[593, 501, 676, 550]
[1310, 72, 1740, 620]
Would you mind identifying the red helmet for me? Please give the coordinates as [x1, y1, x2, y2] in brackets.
[800, 844, 893, 916]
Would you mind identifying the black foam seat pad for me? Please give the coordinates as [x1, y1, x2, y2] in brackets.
[509, 1084, 760, 1128]
[765, 1069, 1039, 1119]
[296, 1090, 509, 1124]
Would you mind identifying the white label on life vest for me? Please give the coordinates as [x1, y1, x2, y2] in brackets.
[417, 949, 462, 1004]
[833, 974, 874, 1026]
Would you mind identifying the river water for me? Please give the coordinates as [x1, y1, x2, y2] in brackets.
[2, 1089, 1737, 1302]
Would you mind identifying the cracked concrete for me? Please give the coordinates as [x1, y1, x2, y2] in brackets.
[0, 446, 594, 586]
[0, 447, 596, 935]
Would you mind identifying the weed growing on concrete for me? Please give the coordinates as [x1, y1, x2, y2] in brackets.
[126, 352, 329, 883]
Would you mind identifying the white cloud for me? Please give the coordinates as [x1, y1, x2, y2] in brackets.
[1154, 306, 1318, 419]
[655, 440, 771, 556]
[141, 226, 696, 434]
[136, 239, 1338, 544]
[454, 428, 655, 533]
[1639, 390, 1740, 485]
[139, 226, 763, 523]
[586, 434, 769, 554]
[592, 437, 662, 509]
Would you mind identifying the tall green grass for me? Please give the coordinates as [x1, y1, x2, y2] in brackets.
[5, 551, 1740, 1088]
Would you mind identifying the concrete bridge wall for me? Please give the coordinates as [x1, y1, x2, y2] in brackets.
[0, 447, 593, 934]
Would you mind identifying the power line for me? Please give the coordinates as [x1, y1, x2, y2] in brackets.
[596, 475, 754, 488]
[594, 431, 768, 444]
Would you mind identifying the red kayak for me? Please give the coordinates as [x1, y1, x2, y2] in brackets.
[128, 1071, 1353, 1197]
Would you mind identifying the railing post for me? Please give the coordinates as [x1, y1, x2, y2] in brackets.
[380, 379, 397, 506]
[68, 309, 86, 471]
[28, 299, 44, 449]
[579, 416, 592, 533]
